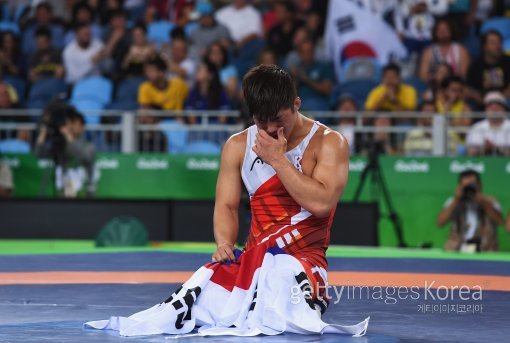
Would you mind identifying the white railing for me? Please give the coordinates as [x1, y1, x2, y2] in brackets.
[1, 109, 509, 156]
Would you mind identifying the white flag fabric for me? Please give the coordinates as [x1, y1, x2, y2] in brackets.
[84, 245, 369, 338]
[325, 0, 408, 81]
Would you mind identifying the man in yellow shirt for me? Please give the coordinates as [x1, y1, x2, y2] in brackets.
[137, 56, 188, 110]
[365, 63, 417, 111]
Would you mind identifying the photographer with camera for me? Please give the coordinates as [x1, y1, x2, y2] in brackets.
[437, 169, 504, 252]
[34, 102, 96, 197]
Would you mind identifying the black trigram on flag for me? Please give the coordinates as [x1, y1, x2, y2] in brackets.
[336, 15, 355, 34]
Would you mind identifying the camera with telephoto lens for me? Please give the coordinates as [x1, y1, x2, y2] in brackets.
[462, 183, 478, 201]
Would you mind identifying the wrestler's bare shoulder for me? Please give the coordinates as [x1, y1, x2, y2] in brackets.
[311, 124, 349, 154]
[221, 129, 248, 163]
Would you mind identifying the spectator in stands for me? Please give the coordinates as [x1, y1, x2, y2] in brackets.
[288, 36, 333, 111]
[403, 100, 435, 156]
[418, 18, 470, 83]
[0, 81, 19, 109]
[188, 2, 230, 62]
[365, 63, 417, 112]
[137, 106, 168, 153]
[447, 0, 476, 39]
[215, 0, 264, 75]
[267, 1, 304, 60]
[96, 0, 124, 26]
[467, 31, 510, 106]
[423, 62, 452, 100]
[257, 48, 278, 66]
[365, 63, 417, 154]
[160, 36, 196, 87]
[121, 24, 156, 78]
[437, 169, 504, 252]
[435, 76, 472, 126]
[100, 9, 131, 79]
[335, 94, 357, 152]
[64, 1, 103, 45]
[205, 42, 239, 101]
[138, 56, 188, 110]
[466, 91, 510, 156]
[35, 104, 96, 197]
[284, 26, 324, 70]
[28, 27, 64, 82]
[0, 31, 21, 76]
[185, 59, 231, 124]
[22, 2, 65, 56]
[393, 0, 436, 54]
[0, 157, 13, 197]
[63, 23, 104, 84]
[215, 0, 263, 51]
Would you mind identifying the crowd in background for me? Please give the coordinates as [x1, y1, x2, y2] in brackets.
[0, 0, 508, 155]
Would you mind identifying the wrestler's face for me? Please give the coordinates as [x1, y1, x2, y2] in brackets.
[254, 97, 300, 139]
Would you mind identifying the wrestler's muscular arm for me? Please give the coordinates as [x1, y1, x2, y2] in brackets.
[254, 127, 349, 218]
[212, 133, 245, 262]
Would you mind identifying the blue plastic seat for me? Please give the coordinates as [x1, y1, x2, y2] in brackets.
[147, 21, 175, 47]
[115, 77, 144, 102]
[504, 38, 510, 54]
[0, 22, 19, 35]
[70, 99, 103, 124]
[183, 140, 221, 154]
[481, 17, 510, 40]
[403, 77, 427, 96]
[27, 78, 67, 108]
[0, 139, 30, 154]
[341, 57, 382, 83]
[330, 80, 377, 109]
[71, 76, 113, 107]
[159, 119, 189, 154]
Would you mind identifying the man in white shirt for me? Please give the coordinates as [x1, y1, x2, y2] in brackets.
[215, 0, 262, 48]
[63, 23, 104, 84]
[466, 91, 510, 156]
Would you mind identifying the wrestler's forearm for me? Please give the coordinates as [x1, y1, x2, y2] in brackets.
[272, 157, 340, 218]
[213, 204, 239, 246]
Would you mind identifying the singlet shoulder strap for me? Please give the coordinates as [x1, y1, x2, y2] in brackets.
[297, 121, 321, 151]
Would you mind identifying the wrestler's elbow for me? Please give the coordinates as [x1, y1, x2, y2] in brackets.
[307, 202, 334, 218]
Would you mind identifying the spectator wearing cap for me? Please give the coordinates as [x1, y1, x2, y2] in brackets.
[62, 23, 104, 84]
[188, 1, 230, 62]
[467, 31, 510, 106]
[28, 27, 64, 82]
[466, 91, 510, 156]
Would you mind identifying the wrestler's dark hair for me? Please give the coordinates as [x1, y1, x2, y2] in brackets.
[242, 64, 297, 122]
